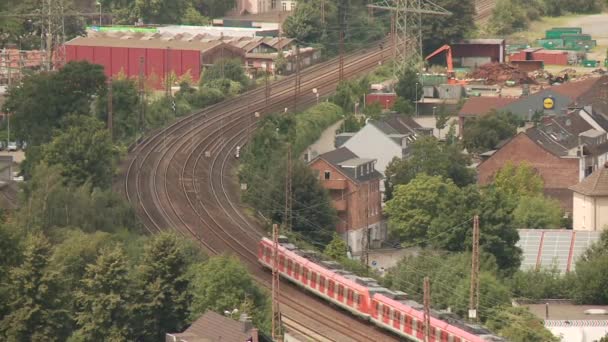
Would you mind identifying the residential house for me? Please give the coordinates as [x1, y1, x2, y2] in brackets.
[337, 114, 432, 176]
[459, 76, 608, 135]
[477, 108, 608, 211]
[235, 0, 296, 14]
[308, 147, 385, 253]
[166, 311, 262, 342]
[570, 162, 608, 231]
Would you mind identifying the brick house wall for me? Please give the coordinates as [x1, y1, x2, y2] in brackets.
[478, 133, 579, 210]
[309, 159, 382, 234]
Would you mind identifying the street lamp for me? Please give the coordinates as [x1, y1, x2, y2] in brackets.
[312, 88, 319, 104]
[96, 1, 102, 26]
[415, 82, 419, 116]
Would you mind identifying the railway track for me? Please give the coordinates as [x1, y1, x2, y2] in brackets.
[121, 42, 401, 341]
[475, 0, 496, 22]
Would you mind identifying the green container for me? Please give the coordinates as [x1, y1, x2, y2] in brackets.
[420, 74, 448, 86]
[562, 34, 592, 42]
[536, 39, 564, 49]
[546, 27, 583, 39]
[582, 60, 599, 67]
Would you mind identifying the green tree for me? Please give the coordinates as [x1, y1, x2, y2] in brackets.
[182, 6, 211, 25]
[324, 233, 349, 260]
[395, 67, 419, 103]
[332, 80, 362, 113]
[392, 97, 414, 116]
[488, 0, 529, 35]
[493, 161, 544, 198]
[135, 0, 189, 24]
[434, 104, 450, 138]
[4, 61, 106, 146]
[572, 232, 608, 304]
[421, 0, 476, 55]
[190, 255, 268, 327]
[0, 233, 70, 341]
[384, 136, 475, 198]
[385, 174, 463, 244]
[193, 0, 236, 18]
[96, 77, 141, 142]
[508, 267, 572, 300]
[201, 58, 249, 88]
[364, 102, 383, 120]
[513, 196, 563, 229]
[462, 110, 519, 153]
[73, 245, 135, 341]
[41, 115, 115, 189]
[486, 306, 559, 342]
[282, 2, 323, 43]
[136, 233, 192, 341]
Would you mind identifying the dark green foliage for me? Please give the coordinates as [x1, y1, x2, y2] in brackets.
[240, 104, 343, 247]
[192, 0, 237, 18]
[189, 255, 269, 329]
[462, 110, 520, 154]
[385, 175, 522, 273]
[395, 67, 420, 103]
[135, 0, 190, 24]
[572, 231, 608, 304]
[384, 136, 475, 199]
[339, 114, 366, 133]
[41, 115, 115, 189]
[17, 162, 138, 235]
[96, 78, 141, 142]
[4, 61, 106, 146]
[508, 267, 573, 300]
[136, 233, 192, 341]
[202, 58, 249, 88]
[282, 2, 323, 43]
[73, 246, 135, 341]
[485, 306, 559, 342]
[0, 233, 70, 342]
[392, 97, 415, 116]
[331, 79, 368, 113]
[421, 0, 476, 55]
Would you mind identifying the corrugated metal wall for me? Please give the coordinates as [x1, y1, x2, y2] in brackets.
[65, 45, 201, 88]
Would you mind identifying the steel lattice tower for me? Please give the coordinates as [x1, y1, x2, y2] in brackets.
[368, 0, 451, 74]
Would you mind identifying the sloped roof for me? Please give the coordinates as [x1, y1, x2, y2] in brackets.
[369, 113, 424, 136]
[570, 162, 608, 196]
[314, 147, 383, 183]
[525, 127, 571, 157]
[169, 311, 257, 342]
[458, 97, 517, 116]
[548, 77, 602, 101]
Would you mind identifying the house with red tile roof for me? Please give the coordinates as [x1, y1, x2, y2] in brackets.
[166, 311, 264, 342]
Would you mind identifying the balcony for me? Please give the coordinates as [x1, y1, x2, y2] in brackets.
[332, 199, 347, 212]
[322, 179, 347, 190]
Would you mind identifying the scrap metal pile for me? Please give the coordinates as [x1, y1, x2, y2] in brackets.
[468, 63, 537, 85]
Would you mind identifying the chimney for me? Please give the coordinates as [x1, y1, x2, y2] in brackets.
[251, 328, 259, 342]
[239, 314, 253, 332]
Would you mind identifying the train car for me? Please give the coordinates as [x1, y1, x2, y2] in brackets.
[371, 293, 505, 342]
[258, 237, 372, 319]
[258, 238, 505, 342]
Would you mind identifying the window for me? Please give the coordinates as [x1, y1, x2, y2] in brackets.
[356, 293, 361, 305]
[394, 311, 401, 323]
[279, 256, 285, 268]
[303, 268, 308, 281]
[383, 306, 390, 319]
[294, 263, 300, 276]
[271, 0, 277, 8]
[324, 171, 331, 180]
[311, 272, 316, 285]
[282, 2, 287, 11]
[287, 260, 292, 272]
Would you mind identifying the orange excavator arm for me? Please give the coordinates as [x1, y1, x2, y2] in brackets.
[425, 44, 453, 74]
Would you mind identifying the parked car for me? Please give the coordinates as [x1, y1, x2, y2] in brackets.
[18, 141, 27, 150]
[7, 142, 17, 152]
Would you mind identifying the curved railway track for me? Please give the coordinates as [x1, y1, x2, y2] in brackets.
[121, 42, 401, 341]
[475, 0, 496, 22]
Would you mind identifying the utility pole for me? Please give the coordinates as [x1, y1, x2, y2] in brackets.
[107, 77, 113, 141]
[469, 215, 480, 322]
[423, 276, 431, 342]
[271, 224, 283, 342]
[361, 183, 370, 268]
[339, 31, 344, 82]
[368, 0, 451, 75]
[265, 66, 271, 108]
[293, 46, 300, 113]
[138, 56, 146, 136]
[284, 144, 292, 232]
[321, 0, 326, 24]
[46, 0, 53, 71]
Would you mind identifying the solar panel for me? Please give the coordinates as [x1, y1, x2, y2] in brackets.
[516, 230, 602, 272]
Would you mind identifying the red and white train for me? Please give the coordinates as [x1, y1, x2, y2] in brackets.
[258, 237, 505, 342]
